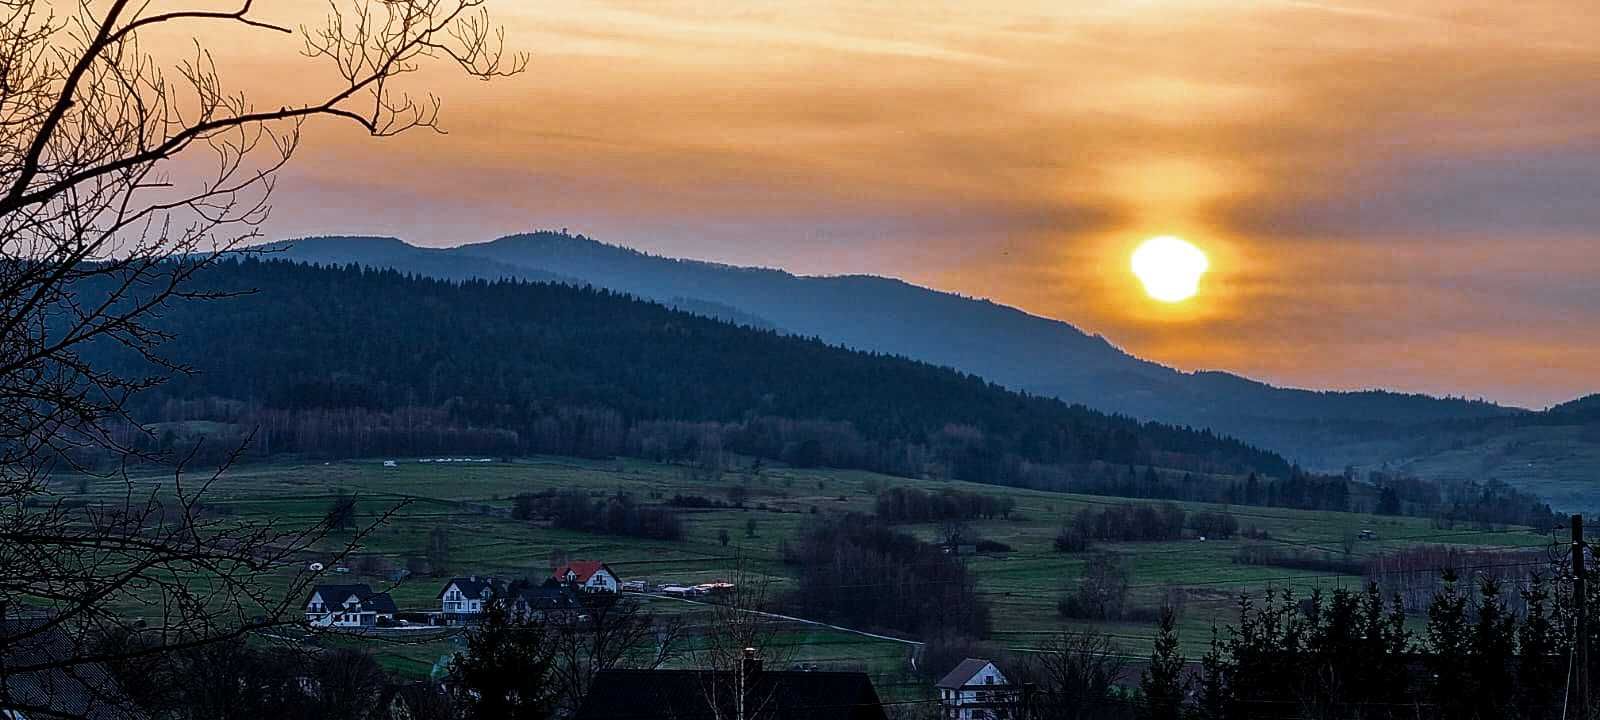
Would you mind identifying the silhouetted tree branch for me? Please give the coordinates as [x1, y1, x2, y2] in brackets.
[0, 1, 521, 716]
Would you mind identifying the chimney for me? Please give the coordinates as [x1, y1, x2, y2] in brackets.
[742, 647, 762, 677]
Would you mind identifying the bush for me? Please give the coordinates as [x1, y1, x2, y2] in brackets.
[1055, 525, 1092, 553]
[1067, 503, 1186, 543]
[666, 494, 728, 509]
[1188, 510, 1239, 539]
[875, 487, 1017, 523]
[975, 539, 1012, 554]
[1232, 545, 1363, 575]
[783, 514, 990, 638]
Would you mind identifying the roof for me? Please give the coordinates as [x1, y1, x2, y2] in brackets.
[936, 658, 1000, 690]
[311, 584, 397, 614]
[1, 617, 148, 720]
[574, 669, 886, 720]
[437, 577, 502, 599]
[516, 581, 581, 610]
[553, 561, 611, 583]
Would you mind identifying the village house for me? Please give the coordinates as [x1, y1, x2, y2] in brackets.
[304, 584, 397, 628]
[437, 576, 503, 624]
[512, 578, 583, 621]
[936, 658, 1017, 720]
[552, 561, 620, 593]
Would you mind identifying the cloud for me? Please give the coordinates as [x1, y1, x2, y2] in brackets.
[189, 0, 1600, 406]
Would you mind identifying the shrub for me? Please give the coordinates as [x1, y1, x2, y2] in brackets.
[1055, 526, 1092, 553]
[1189, 511, 1239, 539]
[975, 539, 1012, 554]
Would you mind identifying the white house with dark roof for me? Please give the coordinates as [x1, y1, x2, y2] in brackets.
[437, 576, 503, 623]
[936, 658, 1016, 720]
[552, 561, 620, 593]
[304, 584, 397, 628]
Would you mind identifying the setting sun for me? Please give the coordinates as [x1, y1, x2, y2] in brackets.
[1131, 236, 1210, 303]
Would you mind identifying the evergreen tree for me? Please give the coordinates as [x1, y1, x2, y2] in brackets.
[1518, 572, 1560, 720]
[1425, 570, 1472, 719]
[1141, 607, 1187, 720]
[1469, 577, 1517, 717]
[1192, 631, 1229, 720]
[324, 490, 357, 531]
[448, 602, 557, 720]
[1376, 486, 1402, 515]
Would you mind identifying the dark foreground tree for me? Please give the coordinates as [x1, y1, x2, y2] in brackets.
[1139, 607, 1185, 720]
[448, 602, 558, 720]
[548, 594, 684, 713]
[1020, 630, 1131, 720]
[0, 2, 521, 717]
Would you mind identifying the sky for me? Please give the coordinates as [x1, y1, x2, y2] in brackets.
[181, 0, 1597, 409]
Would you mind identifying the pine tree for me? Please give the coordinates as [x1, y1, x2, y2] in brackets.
[1141, 607, 1187, 720]
[324, 490, 357, 531]
[448, 602, 557, 720]
[1470, 576, 1517, 717]
[1518, 572, 1560, 720]
[1192, 630, 1229, 720]
[1425, 570, 1471, 719]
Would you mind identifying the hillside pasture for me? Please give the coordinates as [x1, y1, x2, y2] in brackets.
[71, 455, 1553, 691]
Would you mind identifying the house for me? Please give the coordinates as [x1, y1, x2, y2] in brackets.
[2, 615, 147, 719]
[936, 658, 1017, 720]
[574, 663, 887, 720]
[437, 576, 504, 623]
[512, 579, 582, 621]
[305, 584, 397, 628]
[552, 561, 620, 593]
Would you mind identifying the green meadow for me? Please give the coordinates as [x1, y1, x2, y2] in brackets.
[78, 455, 1552, 696]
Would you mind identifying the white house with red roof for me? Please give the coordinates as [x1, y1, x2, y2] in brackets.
[552, 561, 620, 593]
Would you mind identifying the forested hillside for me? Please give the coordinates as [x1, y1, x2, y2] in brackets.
[86, 259, 1290, 485]
[266, 233, 1518, 470]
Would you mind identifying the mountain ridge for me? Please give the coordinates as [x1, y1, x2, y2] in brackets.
[260, 231, 1523, 467]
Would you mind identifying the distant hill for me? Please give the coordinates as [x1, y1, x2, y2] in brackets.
[262, 232, 1518, 467]
[86, 259, 1291, 484]
[1550, 394, 1600, 418]
[1351, 392, 1600, 512]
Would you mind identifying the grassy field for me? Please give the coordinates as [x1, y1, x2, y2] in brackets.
[78, 454, 1554, 697]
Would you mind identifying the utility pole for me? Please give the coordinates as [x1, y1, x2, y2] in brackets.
[1575, 514, 1588, 720]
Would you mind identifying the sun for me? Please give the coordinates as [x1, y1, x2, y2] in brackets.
[1131, 235, 1209, 303]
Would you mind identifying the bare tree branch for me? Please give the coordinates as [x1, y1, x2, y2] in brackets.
[1, 1, 522, 717]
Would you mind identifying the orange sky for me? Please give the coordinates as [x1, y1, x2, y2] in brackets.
[172, 0, 1598, 408]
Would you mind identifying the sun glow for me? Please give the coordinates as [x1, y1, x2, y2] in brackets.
[1131, 236, 1209, 303]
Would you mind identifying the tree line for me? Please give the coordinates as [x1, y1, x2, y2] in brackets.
[76, 259, 1289, 481]
[778, 514, 991, 640]
[510, 489, 685, 541]
[873, 486, 1018, 523]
